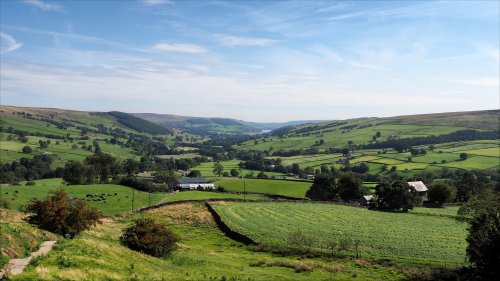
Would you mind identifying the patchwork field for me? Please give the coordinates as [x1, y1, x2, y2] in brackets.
[215, 178, 311, 199]
[213, 202, 467, 263]
[194, 161, 287, 178]
[164, 190, 267, 202]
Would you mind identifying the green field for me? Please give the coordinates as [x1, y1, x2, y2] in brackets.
[1, 180, 167, 215]
[164, 190, 267, 202]
[194, 161, 287, 178]
[215, 178, 311, 199]
[10, 203, 411, 281]
[214, 202, 467, 262]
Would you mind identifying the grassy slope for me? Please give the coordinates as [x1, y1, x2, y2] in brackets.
[0, 209, 59, 268]
[214, 202, 467, 263]
[1, 179, 167, 215]
[215, 178, 311, 199]
[194, 161, 287, 178]
[238, 110, 498, 152]
[12, 203, 410, 281]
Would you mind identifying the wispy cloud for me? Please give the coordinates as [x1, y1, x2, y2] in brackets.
[215, 34, 277, 47]
[140, 0, 173, 6]
[450, 78, 499, 87]
[349, 62, 386, 71]
[311, 46, 344, 63]
[0, 33, 23, 54]
[152, 43, 208, 53]
[22, 0, 64, 12]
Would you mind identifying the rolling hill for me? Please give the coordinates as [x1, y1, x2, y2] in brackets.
[133, 112, 325, 135]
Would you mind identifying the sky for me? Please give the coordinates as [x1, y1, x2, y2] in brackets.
[0, 0, 498, 122]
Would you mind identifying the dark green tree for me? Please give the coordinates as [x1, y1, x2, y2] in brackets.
[428, 181, 454, 206]
[22, 145, 33, 154]
[122, 158, 139, 177]
[374, 180, 420, 211]
[306, 175, 338, 201]
[212, 162, 224, 177]
[338, 173, 364, 201]
[85, 153, 119, 183]
[456, 171, 477, 202]
[457, 192, 500, 280]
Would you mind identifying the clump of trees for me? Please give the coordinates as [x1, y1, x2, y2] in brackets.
[457, 191, 500, 280]
[22, 188, 101, 238]
[120, 218, 179, 257]
[427, 181, 454, 207]
[306, 172, 364, 202]
[373, 180, 421, 211]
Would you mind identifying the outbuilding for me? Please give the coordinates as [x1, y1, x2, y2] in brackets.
[408, 181, 428, 202]
[177, 177, 215, 190]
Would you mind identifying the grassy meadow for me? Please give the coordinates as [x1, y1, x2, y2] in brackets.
[194, 160, 287, 178]
[1, 179, 167, 215]
[9, 203, 413, 281]
[213, 202, 467, 263]
[215, 178, 311, 199]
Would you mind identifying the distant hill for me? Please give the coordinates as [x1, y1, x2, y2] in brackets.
[238, 109, 499, 152]
[132, 113, 325, 135]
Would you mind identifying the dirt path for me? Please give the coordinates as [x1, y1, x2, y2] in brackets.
[0, 241, 57, 279]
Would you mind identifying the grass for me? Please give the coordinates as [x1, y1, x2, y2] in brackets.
[10, 203, 412, 281]
[1, 180, 167, 215]
[215, 178, 311, 199]
[213, 202, 467, 263]
[409, 206, 460, 218]
[0, 209, 59, 263]
[194, 161, 287, 178]
[164, 190, 267, 202]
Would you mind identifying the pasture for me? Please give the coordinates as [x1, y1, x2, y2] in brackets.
[164, 190, 266, 202]
[213, 202, 467, 263]
[194, 161, 286, 178]
[215, 178, 311, 199]
[10, 203, 410, 281]
[1, 180, 166, 215]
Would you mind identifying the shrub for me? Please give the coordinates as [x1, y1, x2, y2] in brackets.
[22, 145, 33, 154]
[22, 188, 101, 238]
[25, 181, 36, 186]
[287, 228, 315, 254]
[120, 218, 179, 257]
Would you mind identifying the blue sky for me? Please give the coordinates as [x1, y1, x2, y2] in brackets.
[0, 0, 498, 122]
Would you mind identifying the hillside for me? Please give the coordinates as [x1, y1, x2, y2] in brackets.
[0, 105, 188, 167]
[133, 112, 325, 135]
[237, 110, 499, 152]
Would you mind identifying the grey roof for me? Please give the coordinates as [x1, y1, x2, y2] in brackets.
[363, 195, 374, 201]
[178, 177, 207, 184]
[408, 181, 428, 192]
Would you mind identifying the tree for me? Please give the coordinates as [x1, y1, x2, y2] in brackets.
[120, 218, 179, 257]
[375, 131, 381, 138]
[122, 158, 139, 177]
[38, 140, 49, 149]
[410, 148, 419, 156]
[460, 152, 469, 160]
[85, 153, 119, 183]
[457, 192, 500, 280]
[19, 136, 29, 143]
[351, 163, 369, 174]
[337, 173, 364, 201]
[230, 169, 239, 177]
[374, 180, 420, 211]
[257, 171, 268, 178]
[212, 162, 224, 177]
[456, 171, 477, 202]
[341, 148, 350, 157]
[306, 175, 338, 201]
[63, 161, 88, 185]
[187, 170, 202, 177]
[22, 146, 32, 154]
[22, 188, 101, 238]
[428, 181, 454, 207]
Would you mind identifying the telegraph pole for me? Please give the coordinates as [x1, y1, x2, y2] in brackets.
[244, 178, 246, 201]
[131, 189, 135, 212]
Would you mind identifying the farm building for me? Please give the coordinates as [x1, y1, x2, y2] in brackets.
[408, 181, 428, 202]
[359, 195, 374, 206]
[177, 177, 215, 190]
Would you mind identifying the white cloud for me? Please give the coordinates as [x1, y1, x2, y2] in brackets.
[140, 0, 173, 6]
[0, 33, 23, 54]
[152, 43, 208, 53]
[22, 0, 64, 12]
[479, 46, 500, 61]
[311, 46, 344, 63]
[215, 35, 277, 47]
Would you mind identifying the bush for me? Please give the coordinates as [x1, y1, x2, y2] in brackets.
[25, 181, 36, 186]
[22, 145, 33, 154]
[120, 218, 178, 257]
[120, 176, 162, 192]
[22, 188, 101, 238]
